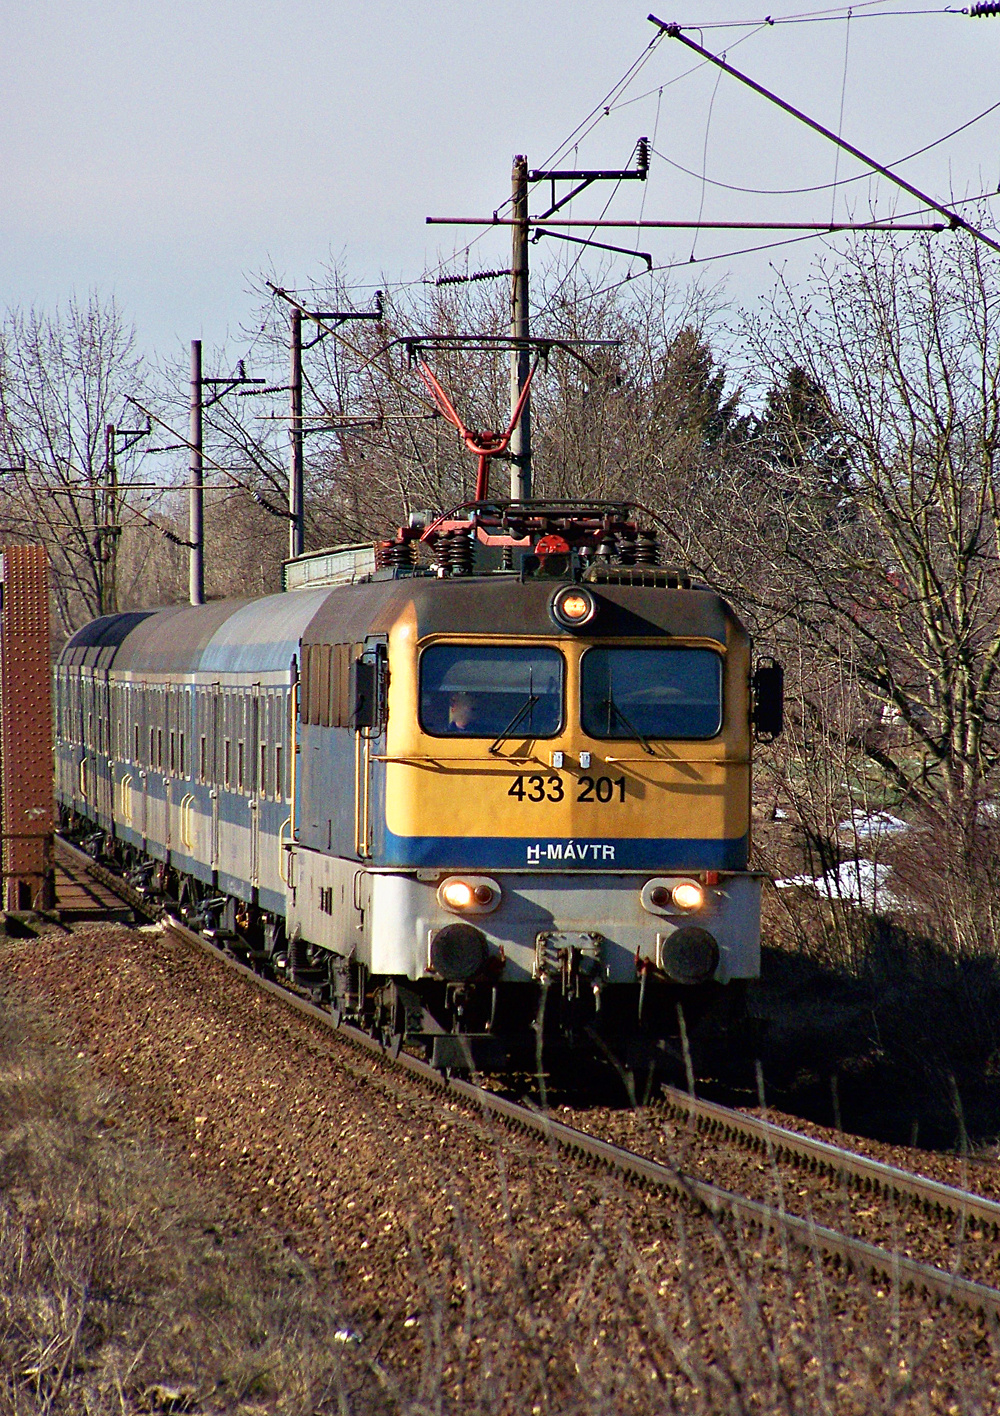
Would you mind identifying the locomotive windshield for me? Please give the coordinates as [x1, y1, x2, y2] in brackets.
[580, 647, 723, 740]
[420, 644, 563, 738]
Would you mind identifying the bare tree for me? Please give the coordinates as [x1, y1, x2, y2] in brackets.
[531, 268, 741, 506]
[227, 263, 737, 549]
[0, 295, 154, 634]
[692, 232, 1000, 943]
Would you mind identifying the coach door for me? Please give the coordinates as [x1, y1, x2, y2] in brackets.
[210, 685, 220, 874]
[249, 684, 261, 890]
[97, 672, 114, 829]
[352, 637, 387, 861]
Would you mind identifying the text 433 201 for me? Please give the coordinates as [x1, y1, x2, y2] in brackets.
[507, 774, 626, 804]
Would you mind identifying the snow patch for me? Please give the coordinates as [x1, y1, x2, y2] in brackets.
[837, 810, 908, 842]
[776, 858, 896, 910]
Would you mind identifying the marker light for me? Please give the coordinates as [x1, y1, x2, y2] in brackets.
[671, 881, 705, 912]
[550, 585, 597, 630]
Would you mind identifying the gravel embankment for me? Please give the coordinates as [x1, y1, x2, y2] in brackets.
[4, 921, 999, 1415]
[557, 1098, 1000, 1288]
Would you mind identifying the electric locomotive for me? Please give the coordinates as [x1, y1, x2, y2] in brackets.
[55, 501, 781, 1069]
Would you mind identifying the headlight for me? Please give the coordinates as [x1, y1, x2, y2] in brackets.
[550, 585, 597, 630]
[642, 877, 710, 915]
[438, 876, 501, 914]
[441, 879, 475, 910]
[671, 881, 705, 912]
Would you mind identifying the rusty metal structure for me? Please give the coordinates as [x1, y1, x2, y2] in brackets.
[0, 545, 54, 911]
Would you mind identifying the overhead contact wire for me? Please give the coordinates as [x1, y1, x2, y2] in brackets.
[650, 22, 1000, 257]
[830, 9, 853, 225]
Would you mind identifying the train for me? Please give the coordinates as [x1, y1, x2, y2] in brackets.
[55, 499, 782, 1070]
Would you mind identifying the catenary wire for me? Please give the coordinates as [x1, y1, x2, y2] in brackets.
[564, 186, 1000, 310]
[636, 86, 665, 259]
[514, 24, 771, 311]
[418, 32, 671, 291]
[669, 0, 962, 28]
[693, 61, 727, 259]
[649, 96, 1000, 197]
[829, 7, 853, 224]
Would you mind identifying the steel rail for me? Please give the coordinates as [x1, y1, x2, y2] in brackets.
[54, 836, 1000, 1321]
[55, 837, 160, 922]
[655, 1084, 1000, 1235]
[163, 915, 1000, 1320]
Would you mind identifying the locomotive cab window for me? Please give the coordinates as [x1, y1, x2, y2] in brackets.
[420, 644, 564, 738]
[580, 646, 723, 741]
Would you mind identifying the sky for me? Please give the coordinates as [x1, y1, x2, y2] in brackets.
[2, 0, 999, 367]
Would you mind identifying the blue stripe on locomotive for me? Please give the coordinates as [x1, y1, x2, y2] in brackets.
[380, 827, 748, 871]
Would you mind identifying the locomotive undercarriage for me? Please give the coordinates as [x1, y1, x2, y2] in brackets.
[60, 811, 744, 1076]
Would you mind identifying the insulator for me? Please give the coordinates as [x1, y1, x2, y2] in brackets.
[635, 531, 658, 565]
[637, 136, 649, 178]
[376, 536, 416, 569]
[596, 536, 616, 561]
[967, 2, 1000, 15]
[618, 531, 637, 566]
[449, 528, 474, 575]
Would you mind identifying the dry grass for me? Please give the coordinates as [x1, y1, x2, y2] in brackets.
[0, 997, 369, 1416]
[3, 973, 999, 1414]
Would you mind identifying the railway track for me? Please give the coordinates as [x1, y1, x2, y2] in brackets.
[655, 1083, 1000, 1234]
[53, 834, 1000, 1325]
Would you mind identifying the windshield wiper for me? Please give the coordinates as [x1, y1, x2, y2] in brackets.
[489, 694, 540, 755]
[603, 698, 655, 755]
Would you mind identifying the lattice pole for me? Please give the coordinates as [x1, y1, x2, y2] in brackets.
[0, 545, 54, 912]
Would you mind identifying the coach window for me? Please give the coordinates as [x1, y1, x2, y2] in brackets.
[419, 645, 564, 738]
[580, 646, 724, 741]
[258, 696, 268, 797]
[237, 740, 245, 793]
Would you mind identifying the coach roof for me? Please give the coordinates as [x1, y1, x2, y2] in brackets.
[58, 589, 333, 676]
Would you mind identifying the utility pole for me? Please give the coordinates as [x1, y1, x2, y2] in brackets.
[187, 349, 266, 602]
[102, 423, 118, 616]
[267, 283, 382, 561]
[428, 142, 649, 504]
[289, 310, 304, 560]
[189, 339, 204, 605]
[509, 155, 531, 501]
[100, 419, 149, 615]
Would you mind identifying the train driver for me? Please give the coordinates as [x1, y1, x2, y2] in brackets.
[447, 692, 477, 732]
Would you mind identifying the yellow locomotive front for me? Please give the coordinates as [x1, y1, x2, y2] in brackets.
[290, 550, 780, 1067]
